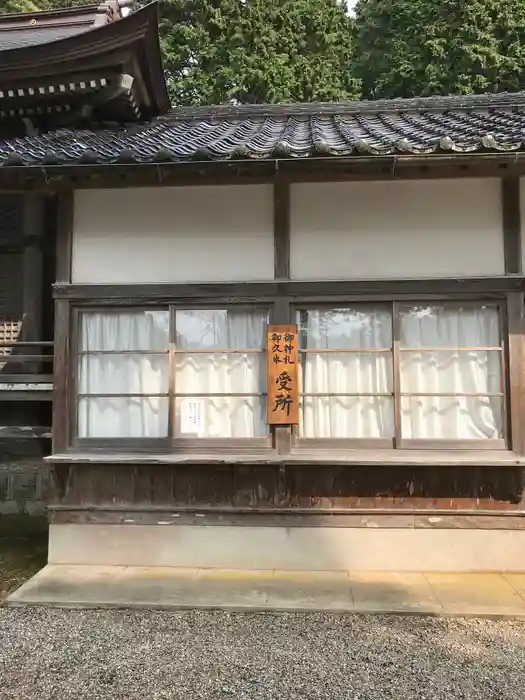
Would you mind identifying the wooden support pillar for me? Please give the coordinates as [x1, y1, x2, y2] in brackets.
[502, 177, 522, 274]
[52, 191, 74, 454]
[21, 193, 45, 345]
[272, 182, 292, 456]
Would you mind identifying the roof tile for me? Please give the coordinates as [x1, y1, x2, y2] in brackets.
[3, 92, 525, 167]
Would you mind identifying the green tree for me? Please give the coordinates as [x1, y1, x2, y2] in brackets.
[155, 0, 360, 104]
[0, 0, 42, 11]
[353, 0, 525, 99]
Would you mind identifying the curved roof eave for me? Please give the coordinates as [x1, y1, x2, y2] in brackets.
[0, 2, 169, 116]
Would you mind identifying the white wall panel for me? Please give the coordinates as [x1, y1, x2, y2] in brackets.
[72, 186, 274, 283]
[290, 179, 504, 279]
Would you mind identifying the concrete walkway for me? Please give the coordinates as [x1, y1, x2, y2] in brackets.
[8, 565, 525, 618]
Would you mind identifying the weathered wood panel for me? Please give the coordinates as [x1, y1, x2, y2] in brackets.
[55, 462, 525, 512]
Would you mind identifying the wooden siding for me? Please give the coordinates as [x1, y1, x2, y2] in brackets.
[50, 462, 525, 514]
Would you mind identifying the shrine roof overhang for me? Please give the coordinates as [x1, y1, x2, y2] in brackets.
[2, 92, 525, 187]
[0, 2, 168, 129]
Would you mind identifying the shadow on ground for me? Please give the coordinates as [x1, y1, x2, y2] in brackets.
[0, 516, 47, 601]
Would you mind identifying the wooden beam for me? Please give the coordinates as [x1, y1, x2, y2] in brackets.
[21, 194, 44, 349]
[52, 299, 71, 453]
[55, 190, 74, 284]
[507, 292, 525, 456]
[273, 182, 290, 279]
[272, 184, 292, 454]
[502, 177, 522, 274]
[54, 276, 525, 303]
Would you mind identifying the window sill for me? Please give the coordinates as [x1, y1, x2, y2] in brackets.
[45, 449, 523, 467]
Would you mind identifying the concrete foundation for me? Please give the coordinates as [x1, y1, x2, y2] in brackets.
[49, 523, 525, 572]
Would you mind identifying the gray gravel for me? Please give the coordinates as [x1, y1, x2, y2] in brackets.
[0, 608, 524, 699]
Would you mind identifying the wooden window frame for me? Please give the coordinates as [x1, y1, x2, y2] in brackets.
[57, 291, 522, 457]
[69, 303, 273, 454]
[291, 297, 509, 452]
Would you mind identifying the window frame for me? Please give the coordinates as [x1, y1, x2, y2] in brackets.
[70, 303, 273, 453]
[291, 297, 509, 452]
[63, 293, 517, 456]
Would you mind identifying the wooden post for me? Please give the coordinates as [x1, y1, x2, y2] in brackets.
[22, 194, 45, 346]
[502, 177, 522, 275]
[52, 191, 74, 453]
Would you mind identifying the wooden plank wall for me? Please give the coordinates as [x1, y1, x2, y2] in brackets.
[54, 463, 525, 512]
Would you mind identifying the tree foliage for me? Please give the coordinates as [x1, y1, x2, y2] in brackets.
[155, 0, 359, 104]
[353, 0, 525, 99]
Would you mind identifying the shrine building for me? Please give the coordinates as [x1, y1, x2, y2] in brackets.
[2, 1, 525, 601]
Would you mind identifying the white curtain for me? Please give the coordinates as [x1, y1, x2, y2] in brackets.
[400, 305, 502, 440]
[78, 311, 169, 438]
[300, 308, 394, 438]
[78, 309, 267, 439]
[174, 310, 267, 437]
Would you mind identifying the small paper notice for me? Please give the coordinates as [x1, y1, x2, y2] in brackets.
[180, 399, 204, 436]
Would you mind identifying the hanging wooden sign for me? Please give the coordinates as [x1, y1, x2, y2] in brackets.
[267, 324, 299, 425]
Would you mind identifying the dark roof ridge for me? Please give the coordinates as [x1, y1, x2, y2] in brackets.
[165, 92, 525, 121]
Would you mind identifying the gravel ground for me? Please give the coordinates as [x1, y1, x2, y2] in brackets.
[0, 609, 524, 700]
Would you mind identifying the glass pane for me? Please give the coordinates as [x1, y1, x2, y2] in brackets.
[78, 354, 169, 395]
[401, 396, 503, 440]
[297, 308, 392, 349]
[302, 353, 393, 394]
[175, 353, 265, 395]
[175, 310, 267, 349]
[80, 310, 169, 352]
[400, 350, 502, 395]
[78, 397, 169, 438]
[399, 304, 500, 348]
[175, 396, 268, 438]
[300, 396, 394, 438]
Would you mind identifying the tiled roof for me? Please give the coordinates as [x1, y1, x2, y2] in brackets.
[0, 24, 91, 51]
[3, 92, 525, 167]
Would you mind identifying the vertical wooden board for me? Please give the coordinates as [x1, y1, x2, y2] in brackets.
[190, 466, 234, 506]
[502, 177, 522, 275]
[55, 190, 74, 284]
[273, 182, 290, 279]
[133, 466, 154, 505]
[52, 299, 71, 453]
[93, 464, 116, 505]
[507, 293, 525, 455]
[171, 466, 234, 507]
[232, 466, 279, 507]
[267, 324, 299, 424]
[112, 465, 135, 505]
[171, 466, 196, 506]
[151, 465, 174, 504]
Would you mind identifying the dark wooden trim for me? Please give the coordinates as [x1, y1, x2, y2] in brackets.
[45, 449, 523, 466]
[55, 190, 74, 284]
[392, 301, 402, 447]
[47, 507, 525, 529]
[273, 182, 290, 279]
[507, 292, 525, 455]
[502, 177, 522, 274]
[398, 439, 507, 450]
[52, 299, 71, 454]
[21, 194, 45, 352]
[9, 151, 525, 193]
[53, 276, 525, 302]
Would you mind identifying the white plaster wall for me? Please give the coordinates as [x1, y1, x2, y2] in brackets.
[290, 179, 504, 279]
[72, 185, 274, 283]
